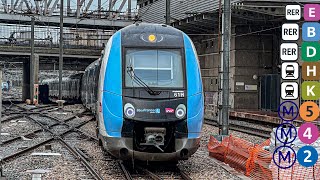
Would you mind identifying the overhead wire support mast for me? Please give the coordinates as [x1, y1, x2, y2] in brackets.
[59, 0, 63, 100]
[31, 16, 35, 104]
[219, 0, 231, 135]
[166, 0, 170, 25]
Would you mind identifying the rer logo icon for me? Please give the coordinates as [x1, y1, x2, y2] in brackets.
[281, 43, 298, 61]
[282, 23, 299, 41]
[286, 5, 301, 20]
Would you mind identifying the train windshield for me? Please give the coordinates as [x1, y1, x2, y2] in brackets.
[125, 49, 184, 88]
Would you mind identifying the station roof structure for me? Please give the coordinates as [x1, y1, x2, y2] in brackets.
[137, 0, 320, 34]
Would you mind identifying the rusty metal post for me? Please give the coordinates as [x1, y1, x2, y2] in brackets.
[59, 0, 63, 100]
[218, 0, 231, 136]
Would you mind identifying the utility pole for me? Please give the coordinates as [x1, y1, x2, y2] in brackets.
[165, 0, 170, 25]
[59, 0, 63, 100]
[219, 0, 231, 135]
[0, 69, 2, 145]
[31, 16, 35, 103]
[0, 69, 2, 177]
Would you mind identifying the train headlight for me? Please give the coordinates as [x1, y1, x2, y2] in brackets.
[124, 103, 135, 118]
[175, 104, 186, 119]
[148, 34, 156, 42]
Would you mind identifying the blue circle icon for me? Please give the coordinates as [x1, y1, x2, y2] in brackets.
[278, 101, 299, 121]
[297, 146, 318, 167]
[273, 145, 297, 169]
[276, 123, 297, 144]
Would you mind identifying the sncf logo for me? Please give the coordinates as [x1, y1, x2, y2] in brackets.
[165, 108, 174, 113]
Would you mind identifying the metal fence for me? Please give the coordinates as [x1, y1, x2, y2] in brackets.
[0, 23, 115, 49]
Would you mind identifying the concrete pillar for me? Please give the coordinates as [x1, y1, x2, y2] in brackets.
[34, 54, 39, 84]
[30, 54, 39, 104]
[22, 60, 30, 101]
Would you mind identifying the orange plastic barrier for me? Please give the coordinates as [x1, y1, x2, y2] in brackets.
[208, 135, 320, 180]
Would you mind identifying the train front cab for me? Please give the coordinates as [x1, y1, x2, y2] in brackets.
[97, 24, 204, 162]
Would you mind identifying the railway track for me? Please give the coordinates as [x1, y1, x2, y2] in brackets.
[1, 104, 195, 179]
[119, 160, 192, 180]
[204, 119, 272, 139]
[1, 104, 104, 180]
[205, 113, 320, 139]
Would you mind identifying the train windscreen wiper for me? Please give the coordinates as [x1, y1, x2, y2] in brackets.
[127, 66, 161, 96]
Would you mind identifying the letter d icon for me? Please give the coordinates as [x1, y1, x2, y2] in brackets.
[302, 42, 320, 61]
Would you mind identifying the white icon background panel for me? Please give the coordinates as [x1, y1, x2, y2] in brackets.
[281, 82, 298, 100]
[282, 62, 299, 80]
[285, 5, 301, 20]
[282, 23, 299, 41]
[280, 43, 298, 61]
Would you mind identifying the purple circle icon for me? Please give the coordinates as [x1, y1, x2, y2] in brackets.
[298, 123, 319, 144]
[278, 101, 299, 122]
[272, 145, 297, 169]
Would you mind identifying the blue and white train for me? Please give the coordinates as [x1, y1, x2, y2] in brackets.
[43, 23, 204, 162]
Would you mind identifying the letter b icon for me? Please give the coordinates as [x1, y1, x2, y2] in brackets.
[302, 22, 320, 41]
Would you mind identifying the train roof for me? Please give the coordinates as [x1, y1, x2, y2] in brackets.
[85, 59, 100, 72]
[120, 23, 185, 48]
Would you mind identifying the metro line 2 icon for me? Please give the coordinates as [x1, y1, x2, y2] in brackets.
[281, 82, 298, 100]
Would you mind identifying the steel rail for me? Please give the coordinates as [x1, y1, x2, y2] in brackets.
[204, 119, 270, 139]
[136, 165, 162, 180]
[58, 137, 103, 180]
[177, 167, 192, 180]
[1, 138, 55, 162]
[0, 114, 24, 123]
[118, 161, 133, 180]
[28, 105, 52, 111]
[2, 116, 95, 161]
[2, 129, 43, 145]
[25, 115, 103, 180]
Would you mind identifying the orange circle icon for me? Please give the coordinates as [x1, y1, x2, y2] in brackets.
[299, 101, 319, 122]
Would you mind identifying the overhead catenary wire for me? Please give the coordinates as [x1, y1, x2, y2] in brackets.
[201, 20, 304, 42]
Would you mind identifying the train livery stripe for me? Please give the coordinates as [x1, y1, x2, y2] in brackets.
[183, 33, 204, 139]
[102, 31, 123, 137]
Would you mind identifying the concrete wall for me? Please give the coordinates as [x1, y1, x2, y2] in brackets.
[194, 25, 279, 119]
